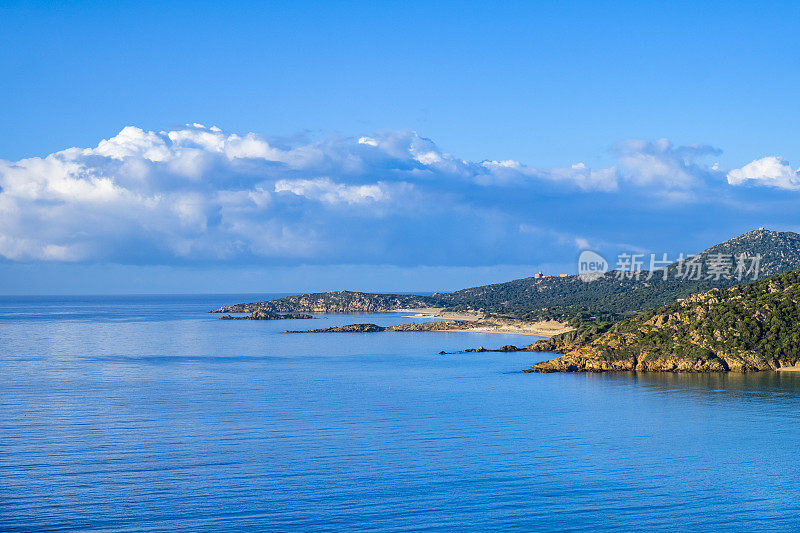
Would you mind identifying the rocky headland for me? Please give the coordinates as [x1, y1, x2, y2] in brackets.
[520, 268, 800, 373]
[212, 291, 441, 314]
[219, 310, 313, 320]
[286, 320, 476, 333]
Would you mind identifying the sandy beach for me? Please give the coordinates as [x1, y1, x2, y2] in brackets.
[393, 307, 484, 322]
[464, 320, 573, 337]
[391, 308, 572, 337]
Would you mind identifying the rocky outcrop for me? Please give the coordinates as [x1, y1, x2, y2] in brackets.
[519, 268, 800, 373]
[287, 323, 386, 333]
[286, 320, 476, 333]
[387, 320, 474, 331]
[463, 344, 520, 353]
[212, 291, 441, 314]
[522, 323, 779, 373]
[497, 344, 520, 352]
[524, 349, 778, 373]
[524, 351, 740, 373]
[220, 310, 313, 320]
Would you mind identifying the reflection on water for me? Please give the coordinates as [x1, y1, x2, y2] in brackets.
[594, 369, 800, 399]
[2, 295, 800, 531]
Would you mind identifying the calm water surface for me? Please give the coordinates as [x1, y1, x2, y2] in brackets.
[2, 294, 800, 531]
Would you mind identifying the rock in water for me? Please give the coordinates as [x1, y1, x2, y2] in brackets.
[220, 310, 313, 320]
[286, 323, 386, 333]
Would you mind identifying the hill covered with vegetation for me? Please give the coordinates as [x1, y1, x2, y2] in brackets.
[436, 228, 800, 322]
[212, 290, 441, 314]
[213, 229, 800, 323]
[526, 267, 800, 372]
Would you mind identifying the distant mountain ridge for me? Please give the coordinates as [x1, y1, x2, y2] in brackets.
[666, 228, 800, 279]
[212, 229, 800, 322]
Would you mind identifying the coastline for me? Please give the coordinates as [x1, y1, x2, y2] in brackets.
[391, 308, 572, 337]
[463, 321, 573, 337]
[392, 307, 483, 322]
[287, 307, 574, 337]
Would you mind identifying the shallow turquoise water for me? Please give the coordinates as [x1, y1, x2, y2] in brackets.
[2, 295, 800, 531]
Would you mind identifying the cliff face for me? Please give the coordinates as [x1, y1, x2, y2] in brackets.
[526, 268, 800, 373]
[212, 291, 441, 314]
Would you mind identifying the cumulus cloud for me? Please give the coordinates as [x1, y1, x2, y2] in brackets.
[478, 160, 619, 191]
[0, 124, 748, 265]
[614, 139, 722, 190]
[727, 156, 800, 190]
[274, 178, 388, 205]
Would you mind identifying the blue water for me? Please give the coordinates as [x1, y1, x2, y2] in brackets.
[2, 295, 800, 531]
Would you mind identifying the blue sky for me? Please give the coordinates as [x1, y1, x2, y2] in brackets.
[1, 1, 800, 294]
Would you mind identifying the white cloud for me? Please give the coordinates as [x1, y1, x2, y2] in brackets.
[727, 156, 800, 190]
[274, 178, 388, 205]
[93, 126, 172, 162]
[479, 160, 619, 191]
[614, 138, 722, 190]
[0, 124, 743, 265]
[544, 163, 619, 191]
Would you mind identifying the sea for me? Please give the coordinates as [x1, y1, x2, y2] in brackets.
[2, 294, 800, 531]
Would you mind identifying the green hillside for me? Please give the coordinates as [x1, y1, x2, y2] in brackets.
[213, 229, 800, 323]
[212, 290, 441, 314]
[437, 228, 800, 321]
[527, 267, 800, 372]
